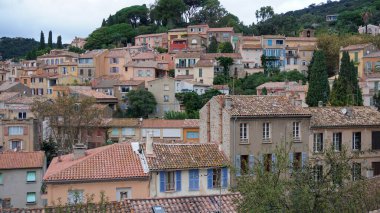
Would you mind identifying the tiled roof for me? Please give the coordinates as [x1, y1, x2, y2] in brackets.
[308, 107, 380, 128]
[364, 51, 380, 58]
[195, 59, 213, 67]
[226, 95, 311, 117]
[242, 44, 262, 49]
[37, 50, 79, 59]
[243, 36, 261, 41]
[92, 79, 118, 88]
[0, 151, 45, 169]
[0, 92, 20, 102]
[175, 52, 202, 59]
[298, 45, 316, 51]
[126, 193, 240, 213]
[256, 81, 299, 90]
[263, 35, 286, 39]
[208, 27, 234, 32]
[108, 118, 140, 127]
[135, 33, 167, 38]
[147, 143, 229, 171]
[105, 49, 128, 58]
[201, 53, 242, 60]
[132, 52, 155, 60]
[183, 119, 199, 128]
[44, 143, 148, 182]
[286, 37, 317, 41]
[114, 80, 145, 86]
[341, 43, 373, 51]
[80, 49, 106, 58]
[126, 61, 158, 68]
[142, 119, 185, 128]
[0, 82, 23, 91]
[212, 84, 229, 90]
[73, 89, 117, 100]
[5, 96, 46, 105]
[175, 75, 194, 80]
[168, 28, 187, 32]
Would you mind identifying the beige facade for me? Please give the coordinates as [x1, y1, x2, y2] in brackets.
[148, 77, 179, 117]
[0, 119, 40, 151]
[104, 49, 131, 78]
[78, 50, 108, 83]
[45, 180, 150, 205]
[134, 33, 168, 49]
[340, 44, 378, 78]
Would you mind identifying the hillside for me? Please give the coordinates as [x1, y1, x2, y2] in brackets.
[0, 37, 39, 60]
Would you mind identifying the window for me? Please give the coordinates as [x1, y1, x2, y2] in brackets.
[26, 192, 36, 204]
[366, 62, 373, 73]
[293, 152, 302, 170]
[189, 169, 199, 191]
[164, 95, 169, 102]
[111, 128, 119, 136]
[186, 131, 199, 139]
[276, 40, 283, 45]
[110, 58, 119, 64]
[138, 70, 143, 77]
[372, 131, 380, 150]
[241, 155, 249, 175]
[164, 84, 169, 91]
[68, 190, 84, 204]
[267, 40, 272, 46]
[186, 70, 189, 75]
[71, 67, 75, 72]
[116, 188, 131, 201]
[293, 122, 300, 140]
[0, 173, 3, 184]
[262, 122, 270, 140]
[264, 154, 272, 172]
[240, 123, 248, 143]
[10, 141, 21, 150]
[26, 171, 36, 182]
[212, 169, 221, 188]
[121, 86, 130, 93]
[199, 68, 202, 77]
[354, 52, 359, 62]
[110, 67, 119, 73]
[79, 69, 84, 75]
[222, 33, 230, 38]
[313, 133, 323, 153]
[88, 69, 92, 77]
[62, 67, 67, 75]
[122, 128, 135, 136]
[352, 163, 361, 181]
[146, 70, 152, 77]
[165, 171, 175, 191]
[31, 78, 35, 83]
[352, 132, 361, 151]
[313, 165, 323, 182]
[333, 132, 342, 152]
[39, 78, 43, 83]
[9, 126, 24, 135]
[18, 112, 27, 119]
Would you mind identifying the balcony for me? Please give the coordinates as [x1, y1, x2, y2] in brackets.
[176, 64, 194, 68]
[286, 53, 299, 58]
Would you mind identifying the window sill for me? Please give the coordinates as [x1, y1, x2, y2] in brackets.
[239, 142, 250, 145]
[262, 139, 272, 144]
[26, 202, 36, 205]
[26, 181, 36, 184]
[164, 190, 176, 193]
[293, 138, 302, 143]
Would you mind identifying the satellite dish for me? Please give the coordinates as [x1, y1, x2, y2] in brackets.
[341, 108, 347, 115]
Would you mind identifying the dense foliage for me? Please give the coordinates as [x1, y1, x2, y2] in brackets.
[0, 37, 38, 60]
[175, 89, 222, 117]
[126, 89, 157, 118]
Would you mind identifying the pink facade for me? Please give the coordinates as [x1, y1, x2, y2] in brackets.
[134, 33, 168, 49]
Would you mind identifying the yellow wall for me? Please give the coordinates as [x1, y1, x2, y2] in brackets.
[339, 50, 364, 78]
[46, 180, 150, 205]
[104, 57, 127, 78]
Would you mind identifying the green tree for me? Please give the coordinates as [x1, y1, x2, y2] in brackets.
[101, 18, 107, 27]
[113, 5, 149, 28]
[330, 52, 363, 106]
[68, 46, 86, 54]
[207, 36, 218, 53]
[200, 88, 222, 105]
[183, 0, 204, 22]
[361, 7, 373, 34]
[261, 87, 268, 95]
[40, 137, 58, 167]
[126, 89, 157, 118]
[219, 41, 234, 53]
[57, 35, 63, 49]
[153, 0, 186, 26]
[48, 30, 53, 48]
[255, 6, 274, 22]
[306, 50, 330, 106]
[192, 0, 227, 26]
[39, 31, 45, 50]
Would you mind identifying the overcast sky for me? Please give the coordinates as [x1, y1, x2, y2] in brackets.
[0, 0, 334, 43]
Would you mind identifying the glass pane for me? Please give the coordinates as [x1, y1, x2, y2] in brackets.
[27, 171, 36, 182]
[27, 192, 36, 203]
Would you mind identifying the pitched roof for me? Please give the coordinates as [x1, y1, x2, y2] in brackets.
[175, 75, 194, 80]
[341, 43, 373, 51]
[195, 59, 214, 67]
[208, 27, 234, 32]
[225, 95, 311, 117]
[168, 28, 187, 32]
[201, 53, 242, 60]
[135, 33, 167, 38]
[256, 81, 299, 90]
[80, 49, 106, 58]
[126, 61, 158, 68]
[363, 51, 380, 58]
[132, 52, 155, 60]
[175, 52, 202, 59]
[242, 44, 262, 49]
[108, 118, 140, 127]
[73, 89, 117, 100]
[243, 36, 261, 41]
[126, 193, 240, 213]
[286, 37, 317, 41]
[0, 92, 20, 102]
[105, 49, 128, 58]
[5, 96, 46, 105]
[0, 151, 45, 169]
[43, 143, 148, 182]
[183, 119, 199, 128]
[147, 143, 229, 171]
[298, 45, 316, 51]
[142, 119, 185, 128]
[308, 107, 380, 128]
[92, 79, 118, 88]
[0, 82, 24, 91]
[114, 80, 145, 86]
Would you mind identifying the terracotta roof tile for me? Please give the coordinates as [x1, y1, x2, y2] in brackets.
[80, 49, 107, 58]
[195, 59, 214, 67]
[5, 96, 47, 104]
[135, 33, 167, 38]
[44, 143, 148, 182]
[72, 89, 117, 99]
[341, 43, 373, 51]
[142, 119, 185, 128]
[132, 52, 155, 60]
[0, 92, 20, 102]
[308, 107, 380, 128]
[256, 81, 299, 90]
[147, 143, 229, 171]
[226, 95, 311, 117]
[286, 37, 317, 41]
[175, 75, 194, 80]
[183, 119, 200, 128]
[126, 61, 158, 68]
[175, 52, 202, 59]
[243, 36, 261, 41]
[208, 27, 234, 32]
[201, 53, 242, 60]
[105, 49, 129, 58]
[0, 151, 45, 169]
[109, 118, 141, 127]
[115, 80, 145, 86]
[242, 44, 262, 49]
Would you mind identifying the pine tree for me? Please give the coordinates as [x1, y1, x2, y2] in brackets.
[329, 52, 363, 106]
[101, 19, 106, 27]
[48, 30, 53, 48]
[57, 36, 63, 49]
[39, 31, 45, 50]
[219, 42, 234, 53]
[306, 50, 330, 106]
[207, 36, 218, 53]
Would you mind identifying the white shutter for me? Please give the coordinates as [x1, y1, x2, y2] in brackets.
[163, 129, 181, 138]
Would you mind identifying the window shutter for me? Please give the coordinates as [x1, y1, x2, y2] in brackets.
[222, 167, 228, 188]
[289, 153, 294, 173]
[249, 155, 254, 174]
[24, 126, 28, 135]
[302, 152, 308, 168]
[189, 170, 193, 190]
[271, 154, 276, 172]
[259, 154, 264, 172]
[176, 170, 181, 191]
[4, 127, 8, 136]
[235, 155, 241, 176]
[159, 171, 165, 192]
[207, 169, 213, 189]
[194, 169, 199, 190]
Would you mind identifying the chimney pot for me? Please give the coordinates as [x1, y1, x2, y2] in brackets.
[72, 143, 87, 160]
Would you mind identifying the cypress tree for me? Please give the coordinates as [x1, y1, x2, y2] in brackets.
[101, 18, 106, 27]
[39, 31, 45, 50]
[305, 50, 330, 106]
[48, 30, 53, 48]
[57, 36, 63, 49]
[207, 36, 218, 53]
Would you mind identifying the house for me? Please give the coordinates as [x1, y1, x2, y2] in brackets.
[70, 37, 86, 49]
[202, 53, 243, 78]
[3, 95, 43, 120]
[175, 79, 211, 95]
[148, 77, 180, 117]
[360, 51, 380, 106]
[262, 35, 286, 71]
[125, 61, 168, 87]
[240, 36, 263, 74]
[0, 81, 31, 96]
[308, 106, 380, 178]
[326, 14, 338, 22]
[168, 28, 188, 52]
[43, 143, 150, 205]
[256, 81, 308, 106]
[212, 84, 230, 95]
[340, 43, 378, 78]
[359, 24, 380, 36]
[144, 135, 230, 198]
[182, 119, 200, 143]
[37, 49, 79, 67]
[134, 33, 168, 49]
[104, 48, 131, 78]
[156, 53, 175, 70]
[78, 49, 108, 83]
[131, 52, 155, 63]
[108, 118, 141, 142]
[208, 27, 234, 45]
[69, 87, 118, 110]
[113, 80, 145, 109]
[141, 119, 200, 141]
[200, 95, 311, 184]
[0, 151, 46, 208]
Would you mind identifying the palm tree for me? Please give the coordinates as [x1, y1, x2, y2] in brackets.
[361, 8, 373, 34]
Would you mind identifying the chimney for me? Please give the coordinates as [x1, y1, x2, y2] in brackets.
[72, 143, 87, 160]
[146, 131, 153, 155]
[224, 97, 233, 109]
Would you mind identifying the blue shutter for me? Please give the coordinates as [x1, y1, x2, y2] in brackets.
[235, 155, 241, 176]
[194, 169, 199, 190]
[176, 170, 181, 191]
[222, 167, 228, 188]
[249, 155, 255, 174]
[189, 170, 194, 190]
[302, 152, 308, 168]
[271, 154, 276, 172]
[289, 153, 294, 173]
[159, 171, 165, 192]
[207, 169, 213, 189]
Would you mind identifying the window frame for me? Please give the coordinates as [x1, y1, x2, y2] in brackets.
[262, 122, 271, 141]
[313, 133, 323, 153]
[352, 132, 361, 151]
[26, 192, 36, 204]
[212, 168, 221, 188]
[333, 132, 342, 152]
[239, 123, 248, 143]
[292, 122, 301, 140]
[165, 171, 176, 192]
[26, 171, 36, 183]
[352, 162, 361, 181]
[9, 126, 24, 135]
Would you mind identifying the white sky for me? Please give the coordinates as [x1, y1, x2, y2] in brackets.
[0, 0, 335, 43]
